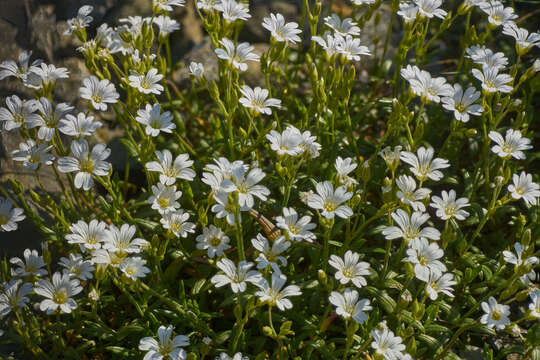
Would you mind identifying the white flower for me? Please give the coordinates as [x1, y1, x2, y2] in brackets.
[276, 207, 316, 242]
[503, 22, 540, 54]
[120, 257, 150, 280]
[34, 97, 74, 141]
[103, 224, 148, 254]
[239, 85, 281, 115]
[24, 63, 69, 89]
[400, 146, 450, 182]
[196, 225, 231, 258]
[0, 95, 40, 131]
[430, 190, 470, 221]
[148, 183, 182, 214]
[154, 0, 186, 11]
[128, 68, 164, 95]
[401, 65, 453, 103]
[329, 288, 372, 324]
[329, 250, 370, 288]
[266, 128, 304, 156]
[379, 146, 402, 170]
[466, 45, 508, 69]
[262, 13, 302, 44]
[417, 271, 456, 300]
[251, 234, 291, 273]
[211, 258, 262, 293]
[58, 140, 111, 191]
[337, 35, 371, 61]
[153, 15, 180, 36]
[34, 272, 82, 314]
[395, 175, 431, 212]
[216, 353, 249, 360]
[215, 0, 250, 22]
[352, 0, 377, 5]
[479, 1, 517, 27]
[324, 14, 360, 36]
[80, 76, 119, 111]
[161, 210, 196, 238]
[371, 328, 406, 360]
[10, 249, 47, 277]
[383, 209, 441, 246]
[0, 280, 33, 317]
[221, 166, 270, 209]
[137, 103, 176, 137]
[441, 84, 483, 122]
[66, 220, 107, 252]
[203, 158, 247, 191]
[211, 191, 242, 226]
[488, 129, 532, 160]
[295, 127, 321, 159]
[59, 253, 94, 281]
[503, 243, 539, 268]
[255, 273, 302, 311]
[58, 113, 102, 138]
[197, 0, 220, 11]
[312, 32, 341, 57]
[0, 50, 41, 81]
[215, 38, 259, 71]
[64, 5, 93, 35]
[398, 2, 419, 23]
[139, 325, 189, 360]
[307, 181, 353, 219]
[508, 172, 540, 206]
[189, 62, 204, 78]
[480, 296, 511, 329]
[413, 0, 447, 19]
[405, 238, 446, 279]
[529, 291, 540, 319]
[335, 157, 358, 187]
[146, 150, 195, 186]
[11, 140, 54, 171]
[472, 66, 513, 93]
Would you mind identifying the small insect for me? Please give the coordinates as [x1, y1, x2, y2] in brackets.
[249, 209, 281, 241]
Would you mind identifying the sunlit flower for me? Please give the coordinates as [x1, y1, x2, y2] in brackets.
[120, 257, 150, 280]
[35, 272, 82, 314]
[211, 258, 262, 293]
[215, 0, 250, 22]
[137, 103, 176, 137]
[503, 243, 539, 268]
[34, 97, 74, 141]
[139, 325, 189, 360]
[0, 280, 33, 317]
[239, 85, 281, 115]
[508, 172, 540, 206]
[266, 128, 304, 156]
[502, 22, 540, 54]
[160, 210, 196, 238]
[329, 288, 372, 324]
[146, 150, 195, 186]
[66, 219, 107, 252]
[59, 253, 95, 281]
[0, 95, 40, 131]
[196, 225, 231, 258]
[0, 50, 41, 81]
[480, 296, 510, 329]
[24, 63, 69, 89]
[398, 2, 419, 23]
[153, 0, 186, 11]
[466, 45, 508, 69]
[472, 65, 513, 93]
[401, 65, 453, 103]
[395, 175, 431, 212]
[430, 190, 470, 221]
[211, 191, 242, 226]
[334, 156, 358, 187]
[128, 68, 164, 95]
[103, 224, 148, 254]
[251, 234, 291, 273]
[255, 272, 302, 311]
[12, 140, 54, 171]
[379, 146, 402, 171]
[337, 35, 371, 61]
[10, 249, 47, 278]
[189, 62, 204, 78]
[58, 113, 102, 138]
[80, 76, 119, 111]
[383, 209, 440, 246]
[221, 166, 270, 209]
[479, 1, 517, 27]
[215, 38, 260, 71]
[148, 183, 182, 214]
[312, 32, 341, 57]
[529, 290, 540, 319]
[216, 353, 249, 360]
[400, 146, 450, 182]
[307, 181, 353, 219]
[276, 207, 316, 242]
[329, 250, 370, 288]
[413, 0, 447, 19]
[64, 5, 93, 35]
[58, 140, 111, 190]
[417, 271, 456, 300]
[441, 84, 483, 122]
[489, 129, 532, 159]
[405, 238, 446, 279]
[153, 15, 180, 36]
[324, 14, 360, 36]
[371, 328, 406, 359]
[262, 13, 302, 44]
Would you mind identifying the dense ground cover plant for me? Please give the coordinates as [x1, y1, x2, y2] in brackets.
[0, 0, 539, 358]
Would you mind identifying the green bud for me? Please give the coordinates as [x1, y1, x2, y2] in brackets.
[186, 352, 197, 360]
[404, 262, 415, 278]
[412, 299, 424, 320]
[317, 269, 327, 287]
[9, 179, 23, 195]
[233, 304, 242, 321]
[29, 190, 41, 204]
[262, 325, 275, 338]
[522, 229, 531, 246]
[95, 264, 107, 281]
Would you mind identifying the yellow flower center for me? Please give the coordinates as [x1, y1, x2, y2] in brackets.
[158, 197, 170, 208]
[53, 289, 68, 304]
[492, 310, 501, 321]
[209, 236, 221, 247]
[79, 158, 94, 173]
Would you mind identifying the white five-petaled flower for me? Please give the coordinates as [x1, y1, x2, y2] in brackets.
[488, 129, 532, 159]
[12, 140, 54, 171]
[472, 65, 513, 93]
[266, 127, 304, 156]
[148, 183, 182, 214]
[196, 225, 231, 258]
[153, 0, 186, 11]
[160, 210, 196, 238]
[405, 238, 447, 280]
[211, 258, 262, 293]
[503, 243, 539, 269]
[0, 280, 33, 317]
[215, 38, 260, 72]
[262, 13, 302, 44]
[529, 291, 540, 319]
[400, 146, 450, 182]
[66, 220, 107, 252]
[215, 0, 251, 22]
[139, 325, 190, 360]
[383, 209, 441, 246]
[479, 1, 517, 27]
[466, 46, 508, 70]
[80, 76, 119, 111]
[502, 22, 540, 54]
[58, 140, 111, 191]
[371, 328, 406, 360]
[329, 250, 371, 288]
[221, 166, 270, 209]
[0, 50, 41, 81]
[430, 190, 470, 221]
[395, 175, 431, 212]
[379, 146, 402, 171]
[441, 84, 483, 122]
[33, 97, 74, 141]
[413, 0, 447, 19]
[329, 288, 372, 324]
[128, 68, 164, 95]
[136, 103, 176, 137]
[0, 95, 40, 131]
[312, 32, 342, 57]
[255, 272, 302, 311]
[417, 271, 456, 300]
[307, 181, 353, 219]
[398, 2, 419, 23]
[120, 257, 150, 280]
[59, 253, 95, 281]
[153, 15, 180, 36]
[216, 353, 249, 360]
[211, 191, 243, 226]
[251, 234, 291, 273]
[239, 85, 281, 115]
[24, 62, 69, 89]
[335, 156, 358, 187]
[401, 65, 453, 103]
[276, 207, 316, 242]
[336, 35, 371, 61]
[58, 112, 102, 138]
[34, 272, 82, 314]
[146, 150, 195, 185]
[508, 172, 540, 207]
[324, 14, 360, 36]
[103, 224, 148, 254]
[480, 296, 511, 330]
[0, 197, 25, 232]
[10, 249, 47, 278]
[64, 5, 93, 35]
[189, 62, 204, 78]
[352, 0, 377, 5]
